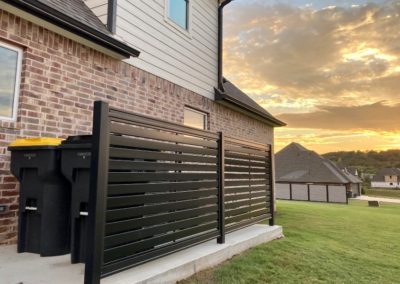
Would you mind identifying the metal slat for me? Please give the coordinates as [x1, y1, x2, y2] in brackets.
[225, 173, 269, 180]
[225, 197, 268, 210]
[110, 135, 218, 156]
[109, 108, 219, 140]
[101, 231, 219, 276]
[106, 196, 218, 222]
[225, 209, 269, 225]
[108, 181, 218, 196]
[225, 190, 268, 202]
[225, 179, 269, 187]
[108, 172, 218, 183]
[105, 210, 218, 248]
[107, 189, 217, 209]
[109, 160, 217, 172]
[225, 144, 268, 156]
[225, 214, 271, 233]
[110, 148, 218, 163]
[225, 203, 269, 217]
[224, 151, 267, 161]
[225, 185, 269, 194]
[225, 166, 266, 173]
[110, 123, 218, 148]
[104, 221, 218, 263]
[224, 136, 269, 150]
[225, 158, 267, 167]
[106, 210, 217, 236]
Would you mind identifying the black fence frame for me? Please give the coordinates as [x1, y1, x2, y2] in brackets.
[84, 101, 274, 284]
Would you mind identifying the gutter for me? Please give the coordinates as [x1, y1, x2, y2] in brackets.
[218, 0, 233, 91]
[3, 0, 140, 58]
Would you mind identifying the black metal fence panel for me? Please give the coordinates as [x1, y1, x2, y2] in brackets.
[224, 137, 272, 233]
[85, 101, 273, 284]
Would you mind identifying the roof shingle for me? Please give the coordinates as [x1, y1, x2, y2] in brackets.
[276, 143, 362, 184]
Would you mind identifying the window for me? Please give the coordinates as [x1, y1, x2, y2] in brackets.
[184, 107, 207, 130]
[0, 42, 22, 121]
[167, 0, 189, 30]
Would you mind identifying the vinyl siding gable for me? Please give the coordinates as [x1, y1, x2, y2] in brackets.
[84, 0, 108, 25]
[116, 0, 219, 99]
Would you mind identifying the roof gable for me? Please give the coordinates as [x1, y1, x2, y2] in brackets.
[38, 0, 111, 35]
[276, 143, 361, 184]
[3, 0, 140, 58]
[372, 168, 400, 182]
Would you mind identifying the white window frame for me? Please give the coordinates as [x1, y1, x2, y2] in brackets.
[184, 106, 208, 130]
[164, 0, 193, 38]
[0, 41, 23, 121]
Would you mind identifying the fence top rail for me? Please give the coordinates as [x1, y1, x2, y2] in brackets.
[224, 135, 270, 151]
[108, 107, 219, 140]
[276, 181, 348, 186]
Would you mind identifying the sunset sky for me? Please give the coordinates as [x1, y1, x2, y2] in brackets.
[224, 0, 400, 153]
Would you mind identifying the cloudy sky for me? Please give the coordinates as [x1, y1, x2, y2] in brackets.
[224, 0, 400, 153]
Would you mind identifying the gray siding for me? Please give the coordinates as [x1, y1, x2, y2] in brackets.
[276, 183, 290, 199]
[84, 0, 108, 24]
[292, 184, 308, 201]
[116, 0, 218, 99]
[328, 185, 347, 203]
[310, 185, 327, 202]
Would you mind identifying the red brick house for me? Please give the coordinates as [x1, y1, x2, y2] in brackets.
[0, 0, 284, 246]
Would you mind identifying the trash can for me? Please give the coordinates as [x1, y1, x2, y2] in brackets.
[60, 135, 92, 264]
[8, 138, 70, 257]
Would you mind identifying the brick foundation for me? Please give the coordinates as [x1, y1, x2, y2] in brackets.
[0, 9, 273, 245]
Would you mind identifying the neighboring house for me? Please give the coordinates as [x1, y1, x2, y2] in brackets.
[371, 168, 400, 189]
[275, 143, 362, 203]
[0, 0, 284, 246]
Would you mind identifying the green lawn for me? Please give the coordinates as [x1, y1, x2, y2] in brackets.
[364, 188, 400, 199]
[181, 200, 400, 284]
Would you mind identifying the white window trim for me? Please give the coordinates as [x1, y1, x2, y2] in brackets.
[0, 41, 23, 121]
[184, 106, 208, 130]
[164, 0, 193, 39]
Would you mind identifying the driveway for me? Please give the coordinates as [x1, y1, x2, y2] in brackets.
[354, 195, 400, 204]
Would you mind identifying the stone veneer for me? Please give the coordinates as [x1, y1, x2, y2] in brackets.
[0, 9, 274, 245]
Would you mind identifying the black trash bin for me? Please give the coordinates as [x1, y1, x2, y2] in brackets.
[8, 138, 70, 257]
[60, 135, 92, 264]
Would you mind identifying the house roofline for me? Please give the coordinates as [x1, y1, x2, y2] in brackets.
[2, 0, 140, 59]
[215, 88, 286, 127]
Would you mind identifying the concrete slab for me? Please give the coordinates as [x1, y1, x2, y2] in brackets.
[0, 225, 283, 284]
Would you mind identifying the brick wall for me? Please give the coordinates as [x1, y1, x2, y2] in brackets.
[0, 9, 274, 245]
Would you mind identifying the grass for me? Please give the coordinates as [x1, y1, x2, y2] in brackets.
[181, 200, 400, 284]
[364, 188, 400, 199]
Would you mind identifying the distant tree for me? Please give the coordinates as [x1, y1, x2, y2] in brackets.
[323, 149, 400, 175]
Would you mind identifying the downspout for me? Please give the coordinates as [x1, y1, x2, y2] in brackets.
[218, 0, 233, 91]
[107, 0, 117, 33]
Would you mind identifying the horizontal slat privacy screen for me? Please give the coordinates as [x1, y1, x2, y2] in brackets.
[85, 101, 273, 284]
[224, 137, 272, 232]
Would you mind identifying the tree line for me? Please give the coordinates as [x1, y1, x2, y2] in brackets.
[323, 149, 400, 175]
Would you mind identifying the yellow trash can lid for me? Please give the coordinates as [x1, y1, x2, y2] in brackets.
[9, 137, 64, 147]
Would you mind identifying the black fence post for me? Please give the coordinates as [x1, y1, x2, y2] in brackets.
[85, 101, 110, 284]
[289, 183, 293, 200]
[268, 144, 275, 226]
[307, 184, 311, 201]
[326, 185, 329, 203]
[217, 132, 225, 244]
